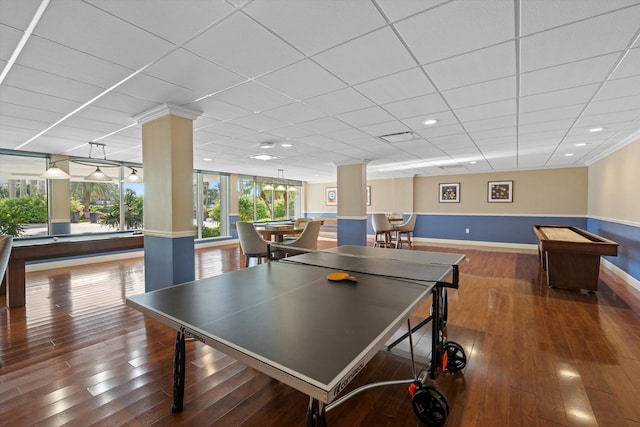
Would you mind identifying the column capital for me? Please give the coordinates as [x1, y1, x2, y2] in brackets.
[133, 104, 201, 125]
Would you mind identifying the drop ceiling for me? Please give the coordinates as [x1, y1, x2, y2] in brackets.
[1, 0, 640, 183]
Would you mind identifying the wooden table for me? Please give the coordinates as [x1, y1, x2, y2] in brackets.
[532, 225, 618, 292]
[1, 231, 144, 308]
[255, 225, 304, 242]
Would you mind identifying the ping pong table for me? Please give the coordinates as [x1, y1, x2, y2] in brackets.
[127, 245, 465, 426]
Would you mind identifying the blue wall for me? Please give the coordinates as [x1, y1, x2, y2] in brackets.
[588, 218, 640, 282]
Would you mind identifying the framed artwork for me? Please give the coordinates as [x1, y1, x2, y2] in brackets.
[325, 187, 337, 206]
[488, 181, 513, 203]
[439, 182, 460, 203]
[366, 186, 371, 206]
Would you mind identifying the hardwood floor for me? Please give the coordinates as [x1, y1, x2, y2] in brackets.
[1, 239, 640, 426]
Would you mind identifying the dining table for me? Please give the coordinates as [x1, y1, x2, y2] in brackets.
[255, 224, 304, 242]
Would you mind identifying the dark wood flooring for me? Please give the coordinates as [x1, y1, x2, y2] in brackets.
[1, 238, 640, 426]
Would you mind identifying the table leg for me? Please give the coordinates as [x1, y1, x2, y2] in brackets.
[306, 398, 327, 427]
[7, 258, 26, 308]
[172, 329, 187, 413]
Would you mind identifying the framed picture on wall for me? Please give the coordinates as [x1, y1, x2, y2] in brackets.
[325, 187, 337, 206]
[488, 181, 513, 202]
[439, 182, 460, 203]
[366, 186, 371, 206]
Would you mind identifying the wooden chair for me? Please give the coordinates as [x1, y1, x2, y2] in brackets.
[236, 222, 269, 267]
[371, 213, 395, 248]
[395, 213, 417, 249]
[278, 220, 322, 257]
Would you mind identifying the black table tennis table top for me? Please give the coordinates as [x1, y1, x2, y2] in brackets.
[126, 246, 463, 404]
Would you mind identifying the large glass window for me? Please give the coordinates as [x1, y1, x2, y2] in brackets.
[194, 172, 229, 239]
[238, 176, 301, 222]
[0, 153, 48, 236]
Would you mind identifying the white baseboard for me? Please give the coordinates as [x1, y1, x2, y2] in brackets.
[602, 259, 640, 292]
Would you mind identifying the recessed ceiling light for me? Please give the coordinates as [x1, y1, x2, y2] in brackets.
[423, 119, 438, 126]
[470, 161, 477, 164]
[258, 142, 274, 149]
[203, 157, 212, 161]
[281, 143, 293, 148]
[251, 154, 278, 161]
[588, 127, 604, 133]
[575, 143, 587, 147]
[565, 153, 574, 157]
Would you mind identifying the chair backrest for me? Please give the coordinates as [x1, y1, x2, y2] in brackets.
[397, 213, 417, 231]
[236, 222, 268, 255]
[0, 234, 13, 282]
[283, 220, 321, 250]
[294, 217, 313, 229]
[371, 213, 392, 232]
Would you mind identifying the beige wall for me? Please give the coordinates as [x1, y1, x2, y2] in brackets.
[588, 138, 640, 224]
[307, 167, 588, 216]
[415, 168, 587, 214]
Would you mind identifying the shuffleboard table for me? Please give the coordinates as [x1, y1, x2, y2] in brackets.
[532, 225, 618, 292]
[1, 231, 144, 308]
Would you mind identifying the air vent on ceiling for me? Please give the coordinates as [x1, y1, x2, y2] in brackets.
[378, 131, 415, 143]
[438, 165, 466, 173]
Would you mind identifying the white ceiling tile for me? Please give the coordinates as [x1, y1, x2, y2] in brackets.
[519, 84, 599, 113]
[359, 121, 411, 138]
[464, 116, 517, 133]
[245, 0, 386, 56]
[34, 1, 174, 69]
[17, 35, 133, 88]
[264, 125, 315, 140]
[454, 99, 516, 122]
[91, 92, 158, 117]
[313, 27, 416, 85]
[143, 49, 245, 95]
[184, 12, 303, 78]
[521, 7, 640, 72]
[520, 53, 620, 96]
[441, 76, 516, 109]
[519, 104, 585, 125]
[425, 42, 516, 91]
[395, 0, 514, 64]
[377, 0, 449, 22]
[596, 75, 640, 100]
[0, 23, 23, 61]
[0, 85, 80, 113]
[186, 97, 252, 122]
[114, 73, 199, 105]
[297, 117, 351, 134]
[262, 102, 327, 125]
[400, 110, 458, 131]
[213, 81, 293, 113]
[520, 1, 640, 35]
[257, 59, 346, 101]
[610, 47, 640, 79]
[354, 67, 436, 105]
[583, 94, 640, 116]
[0, 0, 41, 29]
[336, 106, 396, 128]
[383, 93, 449, 119]
[305, 87, 374, 116]
[229, 114, 288, 133]
[4, 64, 103, 102]
[86, 0, 234, 45]
[415, 123, 466, 140]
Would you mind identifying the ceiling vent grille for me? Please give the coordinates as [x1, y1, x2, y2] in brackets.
[378, 131, 415, 143]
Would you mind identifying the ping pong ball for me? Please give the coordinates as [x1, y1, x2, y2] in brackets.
[53, 237, 59, 241]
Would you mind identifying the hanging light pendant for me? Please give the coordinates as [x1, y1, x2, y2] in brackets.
[41, 164, 70, 179]
[84, 166, 112, 182]
[124, 168, 143, 183]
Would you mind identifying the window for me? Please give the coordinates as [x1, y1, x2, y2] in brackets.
[194, 172, 229, 239]
[238, 176, 301, 222]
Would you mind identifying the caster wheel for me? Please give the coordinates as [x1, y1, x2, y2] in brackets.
[412, 385, 449, 426]
[444, 341, 467, 372]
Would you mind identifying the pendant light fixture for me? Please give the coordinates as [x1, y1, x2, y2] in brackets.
[83, 142, 113, 181]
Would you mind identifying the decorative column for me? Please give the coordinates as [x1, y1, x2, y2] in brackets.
[336, 162, 368, 246]
[134, 104, 200, 292]
[49, 154, 71, 235]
